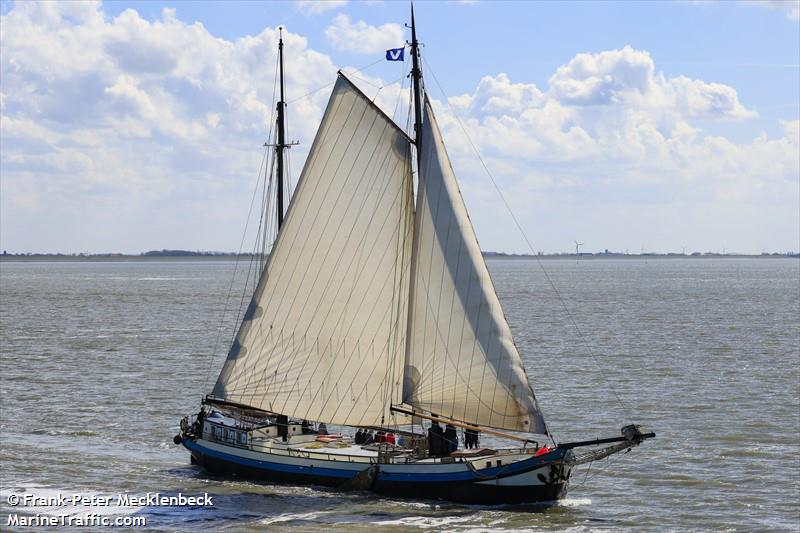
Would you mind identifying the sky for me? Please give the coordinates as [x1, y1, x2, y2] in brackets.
[1, 0, 798, 255]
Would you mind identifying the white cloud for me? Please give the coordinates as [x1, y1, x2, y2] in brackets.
[0, 2, 340, 252]
[548, 46, 755, 119]
[296, 1, 348, 16]
[742, 0, 800, 21]
[428, 48, 795, 253]
[324, 14, 404, 54]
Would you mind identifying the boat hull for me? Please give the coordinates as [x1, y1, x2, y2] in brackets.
[182, 438, 570, 505]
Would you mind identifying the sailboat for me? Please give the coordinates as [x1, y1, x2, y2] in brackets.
[175, 9, 654, 505]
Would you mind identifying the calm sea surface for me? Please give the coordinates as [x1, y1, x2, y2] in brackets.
[1, 258, 798, 532]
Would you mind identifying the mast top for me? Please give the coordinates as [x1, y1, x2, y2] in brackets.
[409, 2, 424, 154]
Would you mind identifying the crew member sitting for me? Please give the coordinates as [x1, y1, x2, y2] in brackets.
[363, 430, 374, 444]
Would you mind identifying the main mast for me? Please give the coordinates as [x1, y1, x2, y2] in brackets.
[400, 3, 424, 424]
[410, 5, 423, 159]
[275, 27, 287, 230]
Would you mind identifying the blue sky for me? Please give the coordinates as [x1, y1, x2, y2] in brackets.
[1, 0, 798, 254]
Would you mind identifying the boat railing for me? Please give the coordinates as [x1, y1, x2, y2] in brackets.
[200, 420, 536, 465]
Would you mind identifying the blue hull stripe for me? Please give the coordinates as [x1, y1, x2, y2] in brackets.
[183, 439, 566, 484]
[184, 439, 355, 479]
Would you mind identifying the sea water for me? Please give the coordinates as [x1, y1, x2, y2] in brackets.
[1, 257, 798, 531]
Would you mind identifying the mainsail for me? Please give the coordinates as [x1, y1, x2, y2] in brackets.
[213, 74, 414, 427]
[402, 97, 547, 434]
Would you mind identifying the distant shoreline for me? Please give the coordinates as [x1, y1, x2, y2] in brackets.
[0, 255, 251, 262]
[1, 252, 797, 262]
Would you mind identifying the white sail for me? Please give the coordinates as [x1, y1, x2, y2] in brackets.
[213, 74, 414, 427]
[402, 97, 547, 434]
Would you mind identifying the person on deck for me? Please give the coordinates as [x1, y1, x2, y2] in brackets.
[363, 430, 374, 444]
[193, 408, 206, 436]
[429, 423, 443, 456]
[354, 428, 364, 444]
[445, 424, 458, 453]
[386, 432, 396, 445]
[318, 422, 328, 435]
[464, 428, 475, 449]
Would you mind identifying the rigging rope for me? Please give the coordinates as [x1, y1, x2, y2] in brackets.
[420, 55, 634, 426]
[202, 144, 271, 392]
[203, 53, 281, 392]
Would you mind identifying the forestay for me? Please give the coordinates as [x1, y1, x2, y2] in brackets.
[213, 74, 414, 427]
[402, 97, 547, 434]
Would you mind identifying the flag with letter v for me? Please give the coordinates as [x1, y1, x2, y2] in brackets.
[385, 47, 404, 61]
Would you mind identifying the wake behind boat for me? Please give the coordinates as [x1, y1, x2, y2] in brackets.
[175, 6, 654, 505]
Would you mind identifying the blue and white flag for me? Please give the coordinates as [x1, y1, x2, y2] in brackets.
[385, 47, 404, 61]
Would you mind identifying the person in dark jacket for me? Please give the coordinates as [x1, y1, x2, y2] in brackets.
[465, 428, 477, 449]
[429, 423, 444, 455]
[444, 424, 458, 453]
[355, 428, 364, 444]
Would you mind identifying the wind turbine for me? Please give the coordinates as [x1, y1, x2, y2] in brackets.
[574, 241, 584, 255]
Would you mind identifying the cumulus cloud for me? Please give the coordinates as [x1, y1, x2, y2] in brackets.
[549, 46, 655, 105]
[0, 2, 340, 252]
[324, 14, 404, 54]
[548, 46, 754, 119]
[440, 53, 779, 179]
[432, 47, 795, 252]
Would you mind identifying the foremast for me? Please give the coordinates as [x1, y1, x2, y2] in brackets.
[205, 28, 295, 411]
[275, 28, 287, 230]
